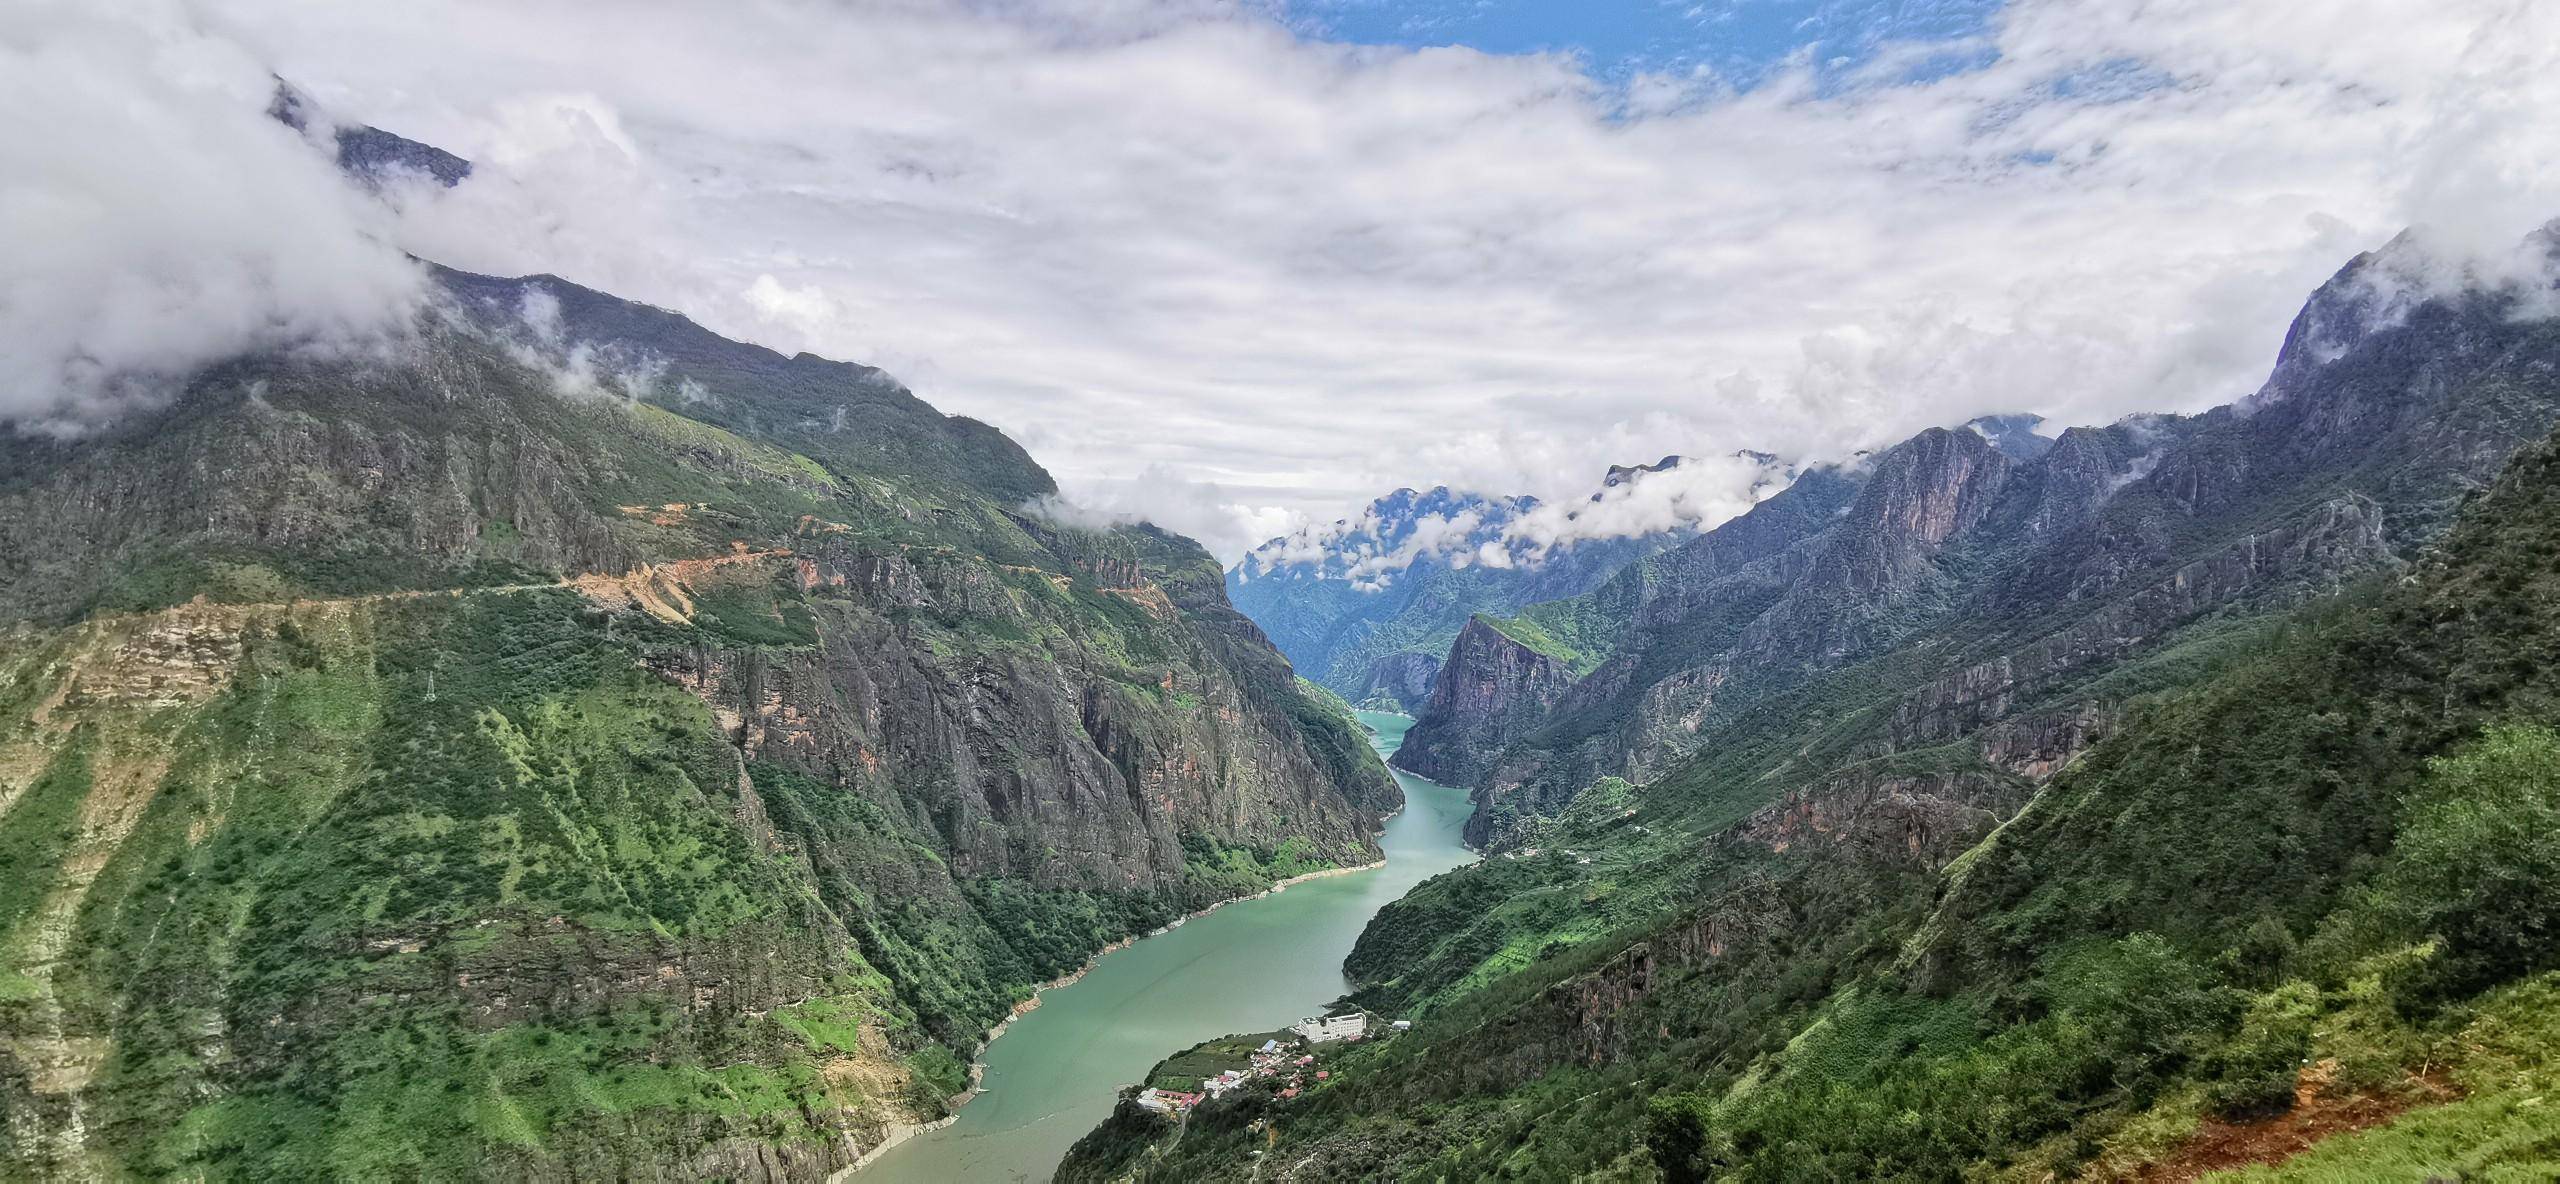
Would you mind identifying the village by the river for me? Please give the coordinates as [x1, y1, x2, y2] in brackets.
[1130, 1008, 1416, 1116]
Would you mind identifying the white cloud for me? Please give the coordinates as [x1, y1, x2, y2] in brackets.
[0, 0, 421, 432]
[1047, 463, 1306, 561]
[744, 273, 847, 348]
[21, 0, 2560, 561]
[1502, 454, 1781, 562]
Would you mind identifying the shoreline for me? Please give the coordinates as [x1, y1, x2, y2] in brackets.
[829, 1116, 958, 1182]
[840, 853, 1397, 1176]
[840, 716, 1418, 1178]
[989, 857, 1392, 1051]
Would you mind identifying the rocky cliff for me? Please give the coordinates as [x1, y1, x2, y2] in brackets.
[1422, 246, 2560, 850]
[1351, 650, 1441, 710]
[0, 132, 1395, 1176]
[1389, 616, 1576, 791]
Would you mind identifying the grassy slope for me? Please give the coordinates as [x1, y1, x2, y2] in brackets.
[1060, 424, 2560, 1181]
[0, 327, 1392, 1177]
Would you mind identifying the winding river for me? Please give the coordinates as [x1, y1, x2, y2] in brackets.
[856, 711, 1475, 1183]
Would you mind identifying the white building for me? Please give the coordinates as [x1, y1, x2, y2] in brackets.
[1292, 1012, 1368, 1043]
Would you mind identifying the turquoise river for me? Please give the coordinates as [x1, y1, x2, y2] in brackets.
[857, 711, 1476, 1182]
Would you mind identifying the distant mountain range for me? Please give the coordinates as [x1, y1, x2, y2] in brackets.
[1227, 424, 2048, 714]
[1227, 452, 1794, 709]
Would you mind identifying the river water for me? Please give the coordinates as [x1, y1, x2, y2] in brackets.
[857, 711, 1475, 1183]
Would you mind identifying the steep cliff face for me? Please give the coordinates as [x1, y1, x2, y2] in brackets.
[1802, 427, 2014, 598]
[1436, 249, 2560, 851]
[0, 264, 1395, 1178]
[1728, 761, 2031, 871]
[1389, 617, 1576, 792]
[1351, 650, 1441, 710]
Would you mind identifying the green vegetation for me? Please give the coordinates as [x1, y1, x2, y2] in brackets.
[0, 290, 1398, 1178]
[1183, 834, 1340, 901]
[1295, 677, 1365, 725]
[1145, 1031, 1290, 1093]
[2217, 975, 2560, 1181]
[1060, 420, 2560, 1180]
[0, 740, 92, 943]
[1491, 598, 1625, 677]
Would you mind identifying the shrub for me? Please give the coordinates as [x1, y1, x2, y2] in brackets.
[2202, 982, 2319, 1120]
[2372, 723, 2560, 1007]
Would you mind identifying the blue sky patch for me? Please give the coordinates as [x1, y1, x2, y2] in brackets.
[1283, 0, 2006, 86]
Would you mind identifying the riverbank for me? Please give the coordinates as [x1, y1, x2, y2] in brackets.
[939, 856, 1393, 1114]
[830, 1116, 957, 1182]
[851, 711, 1474, 1183]
[1150, 858, 1388, 934]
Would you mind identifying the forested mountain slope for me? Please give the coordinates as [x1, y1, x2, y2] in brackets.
[1062, 236, 2560, 1180]
[0, 126, 1395, 1179]
[1415, 232, 2560, 853]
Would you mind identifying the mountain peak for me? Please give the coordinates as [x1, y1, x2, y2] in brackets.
[1962, 413, 2054, 461]
[268, 81, 472, 189]
[1603, 455, 1686, 489]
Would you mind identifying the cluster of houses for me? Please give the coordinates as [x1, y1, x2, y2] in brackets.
[1134, 1086, 1204, 1113]
[1292, 1011, 1369, 1043]
[1134, 1012, 1412, 1117]
[1499, 845, 1595, 865]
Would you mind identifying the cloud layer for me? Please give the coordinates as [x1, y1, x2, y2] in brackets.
[0, 0, 421, 433]
[15, 0, 2560, 562]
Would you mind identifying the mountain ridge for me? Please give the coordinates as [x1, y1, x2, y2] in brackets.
[1227, 451, 1788, 710]
[1059, 226, 2560, 1181]
[0, 111, 1398, 1180]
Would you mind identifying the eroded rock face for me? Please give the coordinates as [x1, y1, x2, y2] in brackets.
[640, 553, 1387, 893]
[1889, 494, 2395, 754]
[1802, 428, 2014, 598]
[1730, 765, 2030, 871]
[1392, 618, 1575, 793]
[1444, 257, 2560, 851]
[1356, 651, 1441, 711]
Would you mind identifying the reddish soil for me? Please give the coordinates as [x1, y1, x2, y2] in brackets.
[2144, 1060, 2459, 1182]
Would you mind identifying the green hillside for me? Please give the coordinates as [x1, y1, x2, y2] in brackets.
[0, 280, 1397, 1179]
[1060, 299, 2560, 1181]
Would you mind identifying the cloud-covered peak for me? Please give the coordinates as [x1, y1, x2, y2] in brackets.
[1963, 414, 2056, 462]
[270, 81, 475, 190]
[2248, 223, 2560, 415]
[1240, 485, 1536, 591]
[1240, 449, 1790, 590]
[1603, 455, 1686, 489]
[1, 0, 424, 434]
